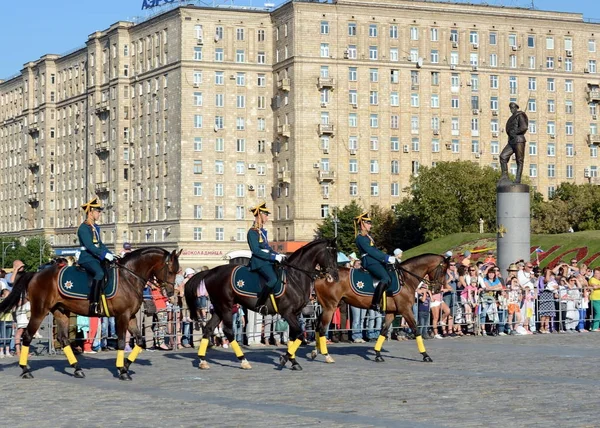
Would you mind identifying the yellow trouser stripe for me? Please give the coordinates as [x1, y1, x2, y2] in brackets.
[269, 294, 278, 313]
[127, 344, 143, 363]
[198, 338, 209, 357]
[416, 335, 426, 353]
[63, 345, 78, 365]
[319, 335, 328, 355]
[288, 338, 302, 359]
[374, 335, 386, 352]
[19, 345, 30, 366]
[382, 291, 387, 312]
[101, 295, 110, 317]
[116, 350, 125, 368]
[230, 340, 244, 358]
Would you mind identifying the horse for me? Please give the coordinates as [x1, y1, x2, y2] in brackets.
[312, 253, 449, 364]
[185, 238, 338, 371]
[0, 247, 180, 380]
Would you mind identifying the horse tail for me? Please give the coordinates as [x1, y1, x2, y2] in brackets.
[185, 270, 210, 321]
[0, 271, 36, 315]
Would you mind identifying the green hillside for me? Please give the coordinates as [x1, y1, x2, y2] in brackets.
[402, 231, 600, 268]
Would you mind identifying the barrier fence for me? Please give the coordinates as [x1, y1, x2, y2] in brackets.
[1, 293, 599, 356]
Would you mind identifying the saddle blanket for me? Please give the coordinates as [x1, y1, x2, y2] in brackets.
[57, 266, 118, 300]
[349, 268, 402, 297]
[230, 266, 286, 298]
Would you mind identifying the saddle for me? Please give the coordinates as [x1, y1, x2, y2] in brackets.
[231, 265, 287, 298]
[349, 267, 402, 297]
[57, 265, 118, 301]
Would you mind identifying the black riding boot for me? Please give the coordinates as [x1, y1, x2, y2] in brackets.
[89, 279, 102, 316]
[371, 282, 386, 312]
[515, 163, 524, 184]
[500, 161, 509, 180]
[255, 287, 271, 310]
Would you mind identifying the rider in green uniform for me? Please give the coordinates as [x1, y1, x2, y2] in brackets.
[354, 212, 396, 312]
[77, 197, 115, 315]
[248, 202, 285, 311]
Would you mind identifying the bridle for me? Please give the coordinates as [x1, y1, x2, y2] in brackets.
[113, 252, 178, 289]
[282, 243, 339, 281]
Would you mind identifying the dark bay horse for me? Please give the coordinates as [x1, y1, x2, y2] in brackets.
[0, 248, 180, 380]
[312, 253, 449, 363]
[185, 238, 338, 371]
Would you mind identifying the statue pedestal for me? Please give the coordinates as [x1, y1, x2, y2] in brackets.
[496, 181, 530, 277]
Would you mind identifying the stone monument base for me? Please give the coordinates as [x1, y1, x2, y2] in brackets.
[496, 181, 530, 278]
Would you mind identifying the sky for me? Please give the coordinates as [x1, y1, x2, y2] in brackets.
[1, 0, 600, 79]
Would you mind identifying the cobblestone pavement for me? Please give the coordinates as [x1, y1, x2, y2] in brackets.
[1, 333, 599, 427]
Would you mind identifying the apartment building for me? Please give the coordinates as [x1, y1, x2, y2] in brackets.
[1, 0, 599, 265]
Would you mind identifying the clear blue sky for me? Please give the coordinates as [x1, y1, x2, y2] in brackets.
[1, 0, 600, 79]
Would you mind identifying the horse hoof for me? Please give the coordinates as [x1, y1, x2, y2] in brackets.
[199, 361, 210, 370]
[21, 371, 34, 380]
[423, 355, 433, 363]
[290, 362, 303, 371]
[74, 369, 86, 379]
[375, 356, 385, 363]
[278, 354, 289, 368]
[119, 372, 132, 381]
[240, 360, 252, 370]
[324, 355, 335, 364]
[310, 350, 318, 360]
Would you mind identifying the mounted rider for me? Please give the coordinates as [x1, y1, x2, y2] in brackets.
[354, 212, 396, 312]
[248, 202, 286, 311]
[77, 197, 115, 315]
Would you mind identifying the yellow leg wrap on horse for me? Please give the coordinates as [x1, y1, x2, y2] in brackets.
[315, 332, 321, 352]
[382, 291, 387, 312]
[416, 335, 426, 353]
[319, 335, 328, 355]
[19, 345, 30, 366]
[116, 350, 125, 368]
[269, 294, 278, 313]
[374, 335, 386, 352]
[101, 294, 110, 317]
[198, 338, 209, 357]
[230, 340, 244, 358]
[288, 338, 303, 359]
[127, 344, 143, 363]
[63, 345, 78, 365]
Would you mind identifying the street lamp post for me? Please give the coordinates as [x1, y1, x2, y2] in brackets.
[2, 242, 16, 269]
[39, 239, 50, 267]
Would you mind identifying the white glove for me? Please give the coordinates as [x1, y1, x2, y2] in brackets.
[275, 254, 285, 263]
[261, 249, 270, 253]
[105, 253, 115, 262]
[387, 256, 396, 264]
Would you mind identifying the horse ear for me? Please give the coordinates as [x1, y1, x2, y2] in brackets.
[175, 249, 183, 258]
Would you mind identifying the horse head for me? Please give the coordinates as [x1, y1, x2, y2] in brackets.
[398, 253, 449, 294]
[287, 238, 339, 281]
[121, 248, 181, 294]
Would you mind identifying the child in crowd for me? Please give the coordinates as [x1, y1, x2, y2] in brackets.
[416, 282, 432, 338]
[460, 277, 478, 329]
[506, 277, 522, 334]
[13, 295, 30, 357]
[522, 285, 535, 334]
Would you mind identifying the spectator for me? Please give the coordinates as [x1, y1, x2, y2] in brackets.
[461, 276, 478, 332]
[120, 242, 133, 257]
[564, 276, 581, 332]
[538, 279, 557, 333]
[497, 289, 509, 335]
[430, 288, 450, 339]
[4, 259, 24, 290]
[484, 251, 496, 265]
[178, 268, 195, 348]
[151, 282, 171, 350]
[13, 295, 31, 356]
[0, 289, 13, 358]
[506, 276, 522, 335]
[416, 281, 432, 338]
[589, 268, 600, 331]
[461, 250, 472, 268]
[480, 266, 503, 335]
[232, 303, 245, 344]
[141, 282, 156, 349]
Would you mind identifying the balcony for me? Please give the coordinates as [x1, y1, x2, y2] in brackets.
[27, 192, 39, 204]
[318, 123, 334, 135]
[318, 170, 336, 182]
[587, 89, 600, 102]
[318, 77, 334, 88]
[588, 134, 600, 145]
[277, 78, 291, 91]
[27, 124, 39, 134]
[277, 124, 291, 138]
[95, 182, 109, 194]
[95, 141, 109, 154]
[277, 170, 292, 184]
[27, 156, 40, 169]
[94, 102, 109, 114]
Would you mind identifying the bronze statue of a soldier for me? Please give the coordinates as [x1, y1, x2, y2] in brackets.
[499, 102, 529, 184]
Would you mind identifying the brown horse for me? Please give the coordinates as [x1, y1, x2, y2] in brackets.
[312, 253, 449, 363]
[0, 248, 180, 380]
[185, 238, 338, 371]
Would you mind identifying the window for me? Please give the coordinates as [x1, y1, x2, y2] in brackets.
[546, 57, 554, 69]
[546, 37, 554, 50]
[347, 45, 357, 59]
[348, 22, 357, 36]
[547, 164, 555, 178]
[411, 93, 419, 107]
[194, 47, 202, 61]
[451, 139, 459, 153]
[530, 164, 537, 178]
[321, 21, 329, 35]
[450, 29, 458, 43]
[547, 143, 555, 156]
[348, 67, 357, 81]
[390, 25, 398, 39]
[391, 160, 399, 174]
[528, 99, 537, 112]
[236, 50, 245, 63]
[430, 50, 439, 64]
[370, 160, 379, 173]
[370, 182, 379, 196]
[529, 142, 537, 155]
[527, 35, 535, 48]
[349, 182, 358, 196]
[193, 160, 202, 174]
[529, 56, 536, 69]
[257, 29, 265, 42]
[369, 46, 378, 60]
[566, 143, 574, 155]
[193, 205, 203, 219]
[369, 24, 377, 37]
[490, 75, 498, 89]
[193, 92, 202, 106]
[430, 28, 438, 41]
[432, 139, 440, 153]
[194, 137, 202, 151]
[528, 77, 537, 91]
[370, 91, 378, 105]
[215, 228, 224, 241]
[529, 120, 537, 134]
[547, 121, 555, 135]
[348, 113, 357, 127]
[215, 160, 224, 174]
[547, 99, 555, 113]
[215, 48, 224, 62]
[489, 32, 496, 45]
[589, 60, 597, 73]
[389, 48, 399, 62]
[391, 182, 399, 197]
[370, 68, 379, 82]
[215, 184, 224, 197]
[410, 27, 419, 40]
[590, 39, 597, 53]
[236, 72, 245, 86]
[565, 79, 573, 92]
[320, 43, 329, 58]
[431, 71, 440, 86]
[349, 159, 358, 173]
[193, 115, 202, 128]
[547, 78, 555, 92]
[431, 94, 439, 108]
[565, 101, 573, 114]
[215, 71, 224, 85]
[193, 227, 202, 241]
[370, 114, 378, 128]
[565, 58, 573, 72]
[469, 31, 478, 45]
[491, 140, 499, 154]
[489, 53, 497, 67]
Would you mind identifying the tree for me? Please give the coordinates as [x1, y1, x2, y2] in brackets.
[2, 236, 53, 271]
[315, 201, 363, 255]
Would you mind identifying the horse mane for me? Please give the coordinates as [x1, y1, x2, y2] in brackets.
[286, 238, 332, 262]
[119, 247, 169, 264]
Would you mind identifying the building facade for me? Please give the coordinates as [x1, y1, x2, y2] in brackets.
[1, 0, 599, 265]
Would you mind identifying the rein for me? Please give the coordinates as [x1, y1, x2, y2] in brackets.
[281, 244, 338, 281]
[114, 252, 176, 289]
[394, 259, 447, 291]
